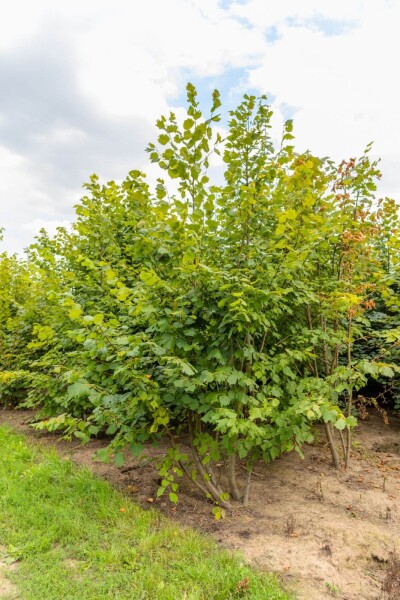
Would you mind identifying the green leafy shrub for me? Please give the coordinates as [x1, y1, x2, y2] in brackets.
[1, 85, 399, 509]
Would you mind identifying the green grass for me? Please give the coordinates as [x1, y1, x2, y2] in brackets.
[0, 426, 290, 600]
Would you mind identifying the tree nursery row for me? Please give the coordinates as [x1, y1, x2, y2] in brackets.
[1, 85, 399, 514]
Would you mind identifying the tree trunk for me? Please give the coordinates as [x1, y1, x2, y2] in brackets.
[228, 453, 242, 501]
[324, 421, 341, 469]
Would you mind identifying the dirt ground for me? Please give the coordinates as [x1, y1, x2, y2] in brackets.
[1, 407, 399, 600]
[0, 546, 18, 599]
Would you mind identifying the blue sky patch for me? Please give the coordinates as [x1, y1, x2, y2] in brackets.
[219, 0, 247, 9]
[287, 14, 356, 36]
[173, 67, 266, 125]
[265, 25, 281, 43]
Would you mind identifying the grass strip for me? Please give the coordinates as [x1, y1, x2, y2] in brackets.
[0, 425, 290, 599]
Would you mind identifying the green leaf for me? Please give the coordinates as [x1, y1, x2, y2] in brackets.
[96, 449, 111, 464]
[180, 362, 197, 376]
[212, 506, 225, 520]
[114, 452, 125, 467]
[285, 209, 297, 220]
[158, 134, 169, 145]
[68, 307, 82, 320]
[380, 365, 394, 378]
[169, 492, 178, 504]
[129, 443, 144, 457]
[67, 382, 90, 399]
[74, 431, 90, 444]
[183, 118, 194, 130]
[334, 419, 346, 431]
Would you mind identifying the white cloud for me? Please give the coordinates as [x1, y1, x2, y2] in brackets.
[0, 146, 77, 253]
[238, 1, 400, 197]
[73, 0, 266, 122]
[229, 0, 364, 31]
[0, 0, 269, 253]
[0, 0, 399, 253]
[22, 218, 72, 236]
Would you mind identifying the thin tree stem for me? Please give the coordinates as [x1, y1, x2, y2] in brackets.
[345, 315, 353, 469]
[242, 465, 252, 506]
[324, 421, 341, 469]
[228, 452, 241, 501]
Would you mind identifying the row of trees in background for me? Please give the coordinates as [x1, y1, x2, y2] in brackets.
[1, 85, 400, 513]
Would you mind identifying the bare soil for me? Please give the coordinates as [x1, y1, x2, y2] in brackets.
[1, 408, 399, 600]
[0, 546, 19, 599]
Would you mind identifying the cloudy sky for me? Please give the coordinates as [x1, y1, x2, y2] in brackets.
[0, 0, 398, 253]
